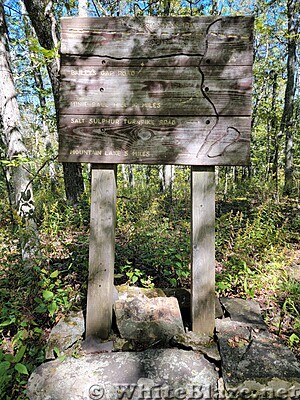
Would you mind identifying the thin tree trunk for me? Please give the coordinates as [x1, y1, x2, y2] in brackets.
[20, 1, 57, 193]
[159, 165, 174, 213]
[211, 0, 218, 15]
[159, 165, 174, 193]
[281, 0, 298, 195]
[0, 3, 39, 262]
[121, 164, 134, 187]
[269, 72, 280, 196]
[23, 0, 84, 205]
[79, 0, 89, 16]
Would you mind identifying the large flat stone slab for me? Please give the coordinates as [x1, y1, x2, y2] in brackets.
[27, 349, 219, 400]
[216, 298, 300, 399]
[171, 331, 221, 362]
[219, 297, 266, 328]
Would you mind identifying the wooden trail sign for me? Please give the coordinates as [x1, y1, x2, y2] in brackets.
[59, 16, 253, 166]
[58, 16, 253, 339]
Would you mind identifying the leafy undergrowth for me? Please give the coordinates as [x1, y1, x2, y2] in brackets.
[215, 197, 300, 358]
[0, 171, 299, 398]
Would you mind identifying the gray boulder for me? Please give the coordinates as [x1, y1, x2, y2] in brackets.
[45, 311, 85, 360]
[27, 349, 219, 400]
[114, 294, 185, 345]
[216, 298, 300, 399]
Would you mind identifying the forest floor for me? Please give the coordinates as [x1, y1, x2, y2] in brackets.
[0, 185, 299, 398]
[250, 242, 300, 357]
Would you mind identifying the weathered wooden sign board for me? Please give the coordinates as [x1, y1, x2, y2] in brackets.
[59, 16, 253, 165]
[58, 16, 253, 340]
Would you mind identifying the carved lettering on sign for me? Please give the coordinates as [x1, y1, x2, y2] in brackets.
[59, 16, 253, 165]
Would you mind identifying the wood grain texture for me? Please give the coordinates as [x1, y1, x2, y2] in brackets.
[86, 164, 116, 339]
[58, 115, 251, 165]
[59, 16, 253, 165]
[60, 16, 253, 65]
[191, 166, 215, 335]
[59, 64, 252, 117]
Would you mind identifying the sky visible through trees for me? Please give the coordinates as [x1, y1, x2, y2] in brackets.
[2, 0, 298, 190]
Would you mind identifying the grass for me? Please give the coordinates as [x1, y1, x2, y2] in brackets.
[0, 167, 299, 398]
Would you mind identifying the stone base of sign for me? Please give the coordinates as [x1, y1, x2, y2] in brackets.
[45, 310, 85, 360]
[30, 296, 300, 400]
[27, 349, 219, 400]
[219, 297, 266, 328]
[216, 298, 300, 399]
[170, 330, 221, 362]
[114, 295, 185, 345]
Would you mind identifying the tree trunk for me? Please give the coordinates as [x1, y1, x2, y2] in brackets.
[269, 71, 280, 196]
[159, 165, 174, 213]
[121, 164, 134, 187]
[63, 162, 85, 205]
[22, 0, 85, 205]
[78, 0, 89, 16]
[211, 0, 218, 15]
[0, 3, 39, 261]
[159, 165, 174, 193]
[281, 0, 298, 195]
[20, 1, 57, 193]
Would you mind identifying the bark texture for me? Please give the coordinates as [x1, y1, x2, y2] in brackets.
[0, 3, 39, 260]
[23, 0, 84, 205]
[281, 0, 298, 195]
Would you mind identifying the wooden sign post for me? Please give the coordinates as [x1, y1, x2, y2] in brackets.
[59, 16, 253, 338]
[191, 166, 215, 334]
[86, 164, 116, 338]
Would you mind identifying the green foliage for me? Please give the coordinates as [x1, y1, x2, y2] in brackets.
[115, 166, 190, 288]
[0, 280, 45, 399]
[277, 277, 300, 349]
[215, 193, 289, 296]
[28, 38, 60, 62]
[0, 194, 89, 398]
[120, 262, 154, 288]
[33, 265, 74, 317]
[0, 346, 28, 398]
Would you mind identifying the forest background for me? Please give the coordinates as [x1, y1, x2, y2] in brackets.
[0, 0, 299, 398]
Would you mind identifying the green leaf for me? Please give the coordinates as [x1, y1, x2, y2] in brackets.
[53, 346, 60, 357]
[34, 303, 47, 313]
[0, 317, 15, 327]
[0, 361, 11, 372]
[48, 301, 57, 316]
[43, 290, 54, 301]
[50, 270, 59, 278]
[14, 363, 29, 375]
[216, 282, 229, 291]
[289, 333, 300, 346]
[14, 346, 27, 363]
[4, 354, 14, 363]
[169, 278, 177, 287]
[131, 275, 138, 284]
